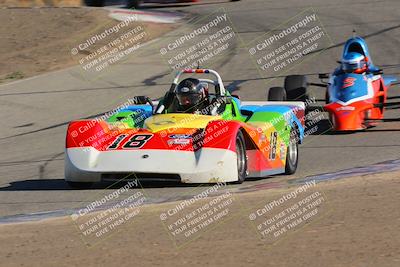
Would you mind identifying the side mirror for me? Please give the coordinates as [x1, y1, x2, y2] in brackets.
[231, 94, 240, 100]
[133, 96, 154, 111]
[133, 96, 149, 105]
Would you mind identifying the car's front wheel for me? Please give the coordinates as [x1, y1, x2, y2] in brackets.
[325, 90, 330, 104]
[235, 131, 247, 183]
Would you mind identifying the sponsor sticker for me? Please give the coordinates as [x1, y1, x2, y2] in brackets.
[168, 139, 191, 145]
[169, 134, 192, 139]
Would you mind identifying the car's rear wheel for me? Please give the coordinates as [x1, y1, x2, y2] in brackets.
[235, 131, 247, 183]
[67, 181, 93, 189]
[284, 75, 308, 101]
[268, 87, 286, 101]
[285, 126, 299, 174]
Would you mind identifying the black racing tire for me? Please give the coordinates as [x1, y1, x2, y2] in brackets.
[284, 75, 308, 101]
[84, 0, 104, 6]
[127, 0, 142, 8]
[268, 87, 287, 101]
[235, 131, 247, 183]
[67, 181, 93, 189]
[284, 126, 299, 175]
[325, 90, 330, 104]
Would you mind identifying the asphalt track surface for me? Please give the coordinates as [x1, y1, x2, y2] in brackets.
[0, 0, 399, 218]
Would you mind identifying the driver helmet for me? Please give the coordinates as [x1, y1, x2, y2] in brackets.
[175, 78, 207, 110]
[342, 52, 368, 74]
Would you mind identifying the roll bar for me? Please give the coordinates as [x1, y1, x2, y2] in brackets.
[170, 69, 226, 96]
[157, 69, 226, 114]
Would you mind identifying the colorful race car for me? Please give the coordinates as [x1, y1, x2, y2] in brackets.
[65, 69, 305, 188]
[273, 35, 399, 132]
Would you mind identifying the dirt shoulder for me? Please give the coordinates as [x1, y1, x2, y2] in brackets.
[0, 171, 399, 267]
[0, 7, 176, 83]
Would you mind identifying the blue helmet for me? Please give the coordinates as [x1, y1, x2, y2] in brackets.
[342, 52, 367, 73]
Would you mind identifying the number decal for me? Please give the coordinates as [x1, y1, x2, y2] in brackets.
[269, 132, 278, 160]
[123, 134, 153, 149]
[107, 134, 127, 150]
[107, 134, 153, 150]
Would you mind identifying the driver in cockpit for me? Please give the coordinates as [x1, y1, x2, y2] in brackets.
[341, 52, 369, 74]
